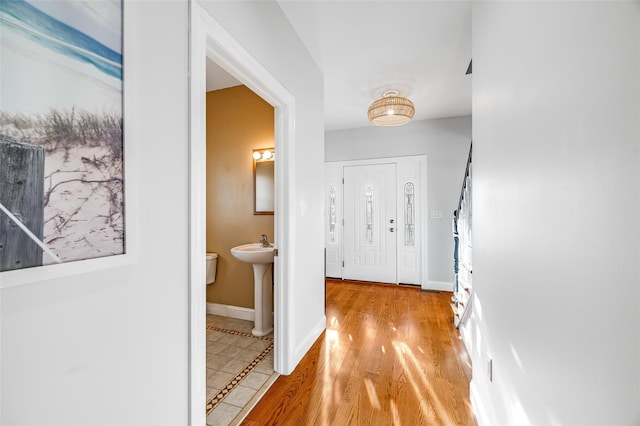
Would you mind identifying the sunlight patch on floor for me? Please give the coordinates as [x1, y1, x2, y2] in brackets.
[393, 340, 454, 425]
[321, 328, 340, 425]
[364, 377, 381, 410]
[390, 399, 401, 425]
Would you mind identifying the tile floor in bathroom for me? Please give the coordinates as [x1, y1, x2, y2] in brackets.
[205, 314, 276, 426]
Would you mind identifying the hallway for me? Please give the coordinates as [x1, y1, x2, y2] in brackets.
[241, 279, 476, 425]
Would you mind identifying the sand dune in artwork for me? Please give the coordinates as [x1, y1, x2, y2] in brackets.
[0, 109, 124, 266]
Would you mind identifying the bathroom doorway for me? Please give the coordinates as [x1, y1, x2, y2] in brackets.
[204, 78, 275, 320]
[189, 4, 295, 425]
[203, 67, 276, 423]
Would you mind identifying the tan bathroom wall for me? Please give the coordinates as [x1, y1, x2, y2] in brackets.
[206, 85, 274, 308]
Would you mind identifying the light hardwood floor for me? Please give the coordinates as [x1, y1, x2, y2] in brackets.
[241, 279, 477, 425]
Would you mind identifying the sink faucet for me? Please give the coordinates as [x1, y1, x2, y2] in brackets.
[259, 234, 270, 248]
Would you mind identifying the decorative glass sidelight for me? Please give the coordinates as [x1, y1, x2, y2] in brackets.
[329, 187, 337, 243]
[365, 185, 374, 244]
[404, 182, 415, 246]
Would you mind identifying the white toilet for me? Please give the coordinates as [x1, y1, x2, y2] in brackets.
[206, 253, 218, 284]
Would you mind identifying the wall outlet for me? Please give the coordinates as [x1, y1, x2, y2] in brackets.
[430, 210, 443, 219]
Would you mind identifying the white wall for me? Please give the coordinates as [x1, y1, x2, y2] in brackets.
[196, 1, 326, 369]
[1, 2, 191, 424]
[1, 1, 326, 424]
[470, 2, 640, 425]
[325, 116, 471, 284]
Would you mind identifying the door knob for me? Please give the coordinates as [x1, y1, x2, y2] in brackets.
[390, 228, 395, 232]
[390, 219, 394, 224]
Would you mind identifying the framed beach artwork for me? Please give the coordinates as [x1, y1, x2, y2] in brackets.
[0, 0, 125, 278]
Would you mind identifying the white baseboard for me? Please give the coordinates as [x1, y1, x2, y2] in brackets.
[422, 280, 454, 292]
[206, 303, 254, 322]
[294, 315, 326, 368]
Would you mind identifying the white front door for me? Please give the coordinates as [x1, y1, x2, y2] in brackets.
[343, 164, 397, 283]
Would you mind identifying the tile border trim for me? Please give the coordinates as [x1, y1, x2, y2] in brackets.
[207, 325, 274, 342]
[205, 326, 274, 415]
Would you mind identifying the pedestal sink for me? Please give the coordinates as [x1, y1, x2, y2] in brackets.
[230, 243, 274, 337]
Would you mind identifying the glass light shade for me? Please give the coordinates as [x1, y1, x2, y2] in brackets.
[368, 95, 415, 126]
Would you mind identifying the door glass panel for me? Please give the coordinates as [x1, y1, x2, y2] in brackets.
[404, 182, 415, 246]
[364, 185, 373, 244]
[329, 186, 337, 243]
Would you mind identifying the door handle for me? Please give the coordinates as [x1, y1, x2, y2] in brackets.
[390, 228, 395, 232]
[390, 219, 394, 224]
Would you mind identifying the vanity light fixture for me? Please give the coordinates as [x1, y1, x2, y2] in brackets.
[253, 149, 274, 162]
[367, 90, 415, 126]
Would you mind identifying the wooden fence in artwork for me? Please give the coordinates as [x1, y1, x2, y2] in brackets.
[0, 138, 44, 271]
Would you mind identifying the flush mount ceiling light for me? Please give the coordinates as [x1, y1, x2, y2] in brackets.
[367, 90, 415, 126]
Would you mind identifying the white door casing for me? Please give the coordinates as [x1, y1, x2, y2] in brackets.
[190, 5, 296, 423]
[343, 163, 397, 284]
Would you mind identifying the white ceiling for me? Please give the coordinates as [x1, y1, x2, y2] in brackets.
[206, 57, 242, 92]
[206, 1, 471, 131]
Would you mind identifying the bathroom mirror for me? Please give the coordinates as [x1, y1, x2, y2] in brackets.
[253, 148, 274, 215]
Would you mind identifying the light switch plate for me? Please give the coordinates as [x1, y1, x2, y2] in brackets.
[430, 210, 443, 219]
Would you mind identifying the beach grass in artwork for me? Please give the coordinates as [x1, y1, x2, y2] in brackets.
[0, 0, 123, 271]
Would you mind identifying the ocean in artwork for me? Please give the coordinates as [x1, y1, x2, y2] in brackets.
[0, 0, 124, 271]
